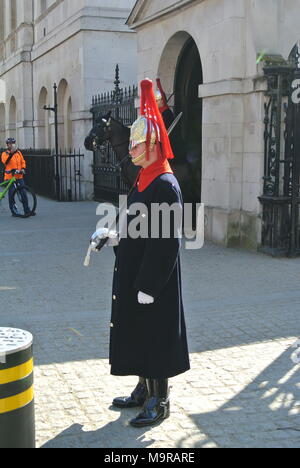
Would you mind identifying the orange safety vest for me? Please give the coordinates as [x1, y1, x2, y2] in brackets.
[1, 150, 26, 180]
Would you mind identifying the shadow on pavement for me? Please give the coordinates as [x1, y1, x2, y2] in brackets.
[178, 347, 300, 448]
[41, 412, 157, 449]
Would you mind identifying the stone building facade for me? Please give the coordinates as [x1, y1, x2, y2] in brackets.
[0, 0, 137, 197]
[127, 0, 300, 250]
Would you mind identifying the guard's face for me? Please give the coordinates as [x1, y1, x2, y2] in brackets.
[156, 98, 164, 109]
[129, 142, 147, 166]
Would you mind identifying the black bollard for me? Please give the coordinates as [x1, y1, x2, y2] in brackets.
[0, 328, 35, 448]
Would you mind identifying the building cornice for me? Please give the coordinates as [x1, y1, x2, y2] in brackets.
[198, 77, 267, 99]
[0, 51, 31, 77]
[126, 0, 202, 29]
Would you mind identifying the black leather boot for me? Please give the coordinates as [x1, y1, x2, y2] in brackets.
[129, 378, 170, 427]
[112, 377, 148, 408]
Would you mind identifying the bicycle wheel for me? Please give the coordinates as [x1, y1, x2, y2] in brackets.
[12, 185, 37, 217]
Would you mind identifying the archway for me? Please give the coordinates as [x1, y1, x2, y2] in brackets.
[0, 103, 5, 147]
[66, 96, 73, 151]
[9, 96, 16, 141]
[158, 33, 203, 203]
[57, 79, 73, 151]
[38, 87, 50, 147]
[57, 79, 68, 150]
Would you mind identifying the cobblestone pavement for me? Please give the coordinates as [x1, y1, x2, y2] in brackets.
[1, 196, 300, 448]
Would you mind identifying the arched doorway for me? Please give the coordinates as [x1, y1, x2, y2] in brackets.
[38, 87, 50, 148]
[174, 38, 203, 204]
[157, 33, 203, 204]
[9, 96, 16, 141]
[57, 79, 73, 151]
[66, 96, 73, 151]
[0, 103, 5, 147]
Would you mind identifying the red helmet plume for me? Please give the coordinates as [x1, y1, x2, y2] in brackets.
[140, 79, 174, 161]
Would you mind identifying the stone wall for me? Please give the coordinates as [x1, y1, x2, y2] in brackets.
[127, 0, 300, 249]
[0, 0, 137, 199]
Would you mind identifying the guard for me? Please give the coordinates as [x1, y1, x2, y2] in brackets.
[91, 79, 190, 428]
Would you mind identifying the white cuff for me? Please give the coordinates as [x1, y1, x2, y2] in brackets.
[138, 291, 154, 305]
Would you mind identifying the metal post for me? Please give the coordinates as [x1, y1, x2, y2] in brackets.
[0, 328, 35, 448]
[43, 83, 60, 201]
[54, 83, 60, 201]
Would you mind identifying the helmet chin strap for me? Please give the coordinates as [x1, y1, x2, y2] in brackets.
[132, 150, 147, 165]
[131, 142, 156, 165]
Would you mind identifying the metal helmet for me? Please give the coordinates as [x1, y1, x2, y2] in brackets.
[129, 116, 160, 150]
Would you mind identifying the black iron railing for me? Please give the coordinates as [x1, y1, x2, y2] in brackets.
[259, 44, 300, 256]
[90, 64, 138, 203]
[0, 148, 84, 202]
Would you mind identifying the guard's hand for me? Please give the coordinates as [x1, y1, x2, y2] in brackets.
[90, 228, 119, 249]
[138, 291, 154, 305]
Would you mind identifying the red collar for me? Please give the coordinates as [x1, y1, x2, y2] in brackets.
[136, 159, 173, 192]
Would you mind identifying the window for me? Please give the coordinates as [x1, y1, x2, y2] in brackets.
[10, 0, 16, 31]
[0, 0, 4, 41]
[41, 0, 47, 14]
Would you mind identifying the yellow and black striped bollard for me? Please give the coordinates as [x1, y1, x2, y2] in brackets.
[0, 328, 35, 448]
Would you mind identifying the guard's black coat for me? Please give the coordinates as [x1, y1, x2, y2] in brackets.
[109, 173, 190, 379]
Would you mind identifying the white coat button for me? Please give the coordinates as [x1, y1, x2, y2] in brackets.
[113, 295, 117, 300]
[110, 323, 114, 328]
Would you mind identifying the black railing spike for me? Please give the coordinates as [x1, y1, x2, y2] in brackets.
[114, 64, 120, 91]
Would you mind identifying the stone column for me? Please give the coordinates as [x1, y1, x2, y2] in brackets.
[200, 76, 266, 250]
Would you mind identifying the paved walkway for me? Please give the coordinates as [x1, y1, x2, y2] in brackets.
[1, 196, 300, 448]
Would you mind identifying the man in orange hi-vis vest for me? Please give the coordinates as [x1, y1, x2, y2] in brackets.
[1, 138, 31, 217]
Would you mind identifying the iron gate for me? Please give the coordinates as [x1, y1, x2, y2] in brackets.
[0, 148, 84, 201]
[90, 65, 138, 203]
[259, 44, 300, 257]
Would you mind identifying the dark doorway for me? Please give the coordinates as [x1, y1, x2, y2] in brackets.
[173, 38, 203, 204]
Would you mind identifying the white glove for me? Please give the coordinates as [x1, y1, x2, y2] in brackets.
[91, 228, 119, 249]
[138, 291, 154, 305]
[84, 228, 118, 267]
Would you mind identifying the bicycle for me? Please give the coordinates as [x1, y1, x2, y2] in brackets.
[0, 170, 37, 217]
